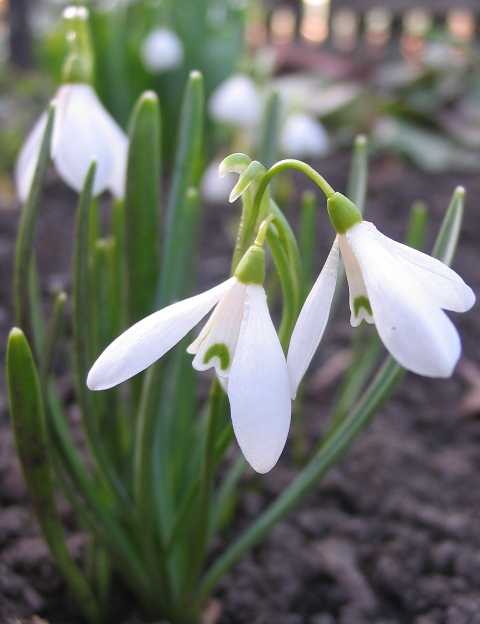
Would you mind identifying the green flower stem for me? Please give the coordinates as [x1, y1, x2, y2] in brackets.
[194, 357, 404, 610]
[231, 165, 270, 272]
[7, 329, 103, 624]
[266, 227, 296, 351]
[267, 200, 302, 348]
[14, 105, 54, 351]
[252, 159, 335, 224]
[299, 191, 317, 303]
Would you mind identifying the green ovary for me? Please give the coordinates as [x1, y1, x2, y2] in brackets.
[354, 295, 372, 318]
[204, 343, 230, 371]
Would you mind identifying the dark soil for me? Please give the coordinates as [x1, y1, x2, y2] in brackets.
[0, 145, 479, 624]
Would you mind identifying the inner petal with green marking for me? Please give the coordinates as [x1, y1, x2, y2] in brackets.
[354, 295, 372, 319]
[203, 343, 230, 371]
[187, 280, 247, 378]
[338, 234, 374, 327]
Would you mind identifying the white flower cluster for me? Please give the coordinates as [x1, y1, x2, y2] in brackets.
[86, 164, 475, 473]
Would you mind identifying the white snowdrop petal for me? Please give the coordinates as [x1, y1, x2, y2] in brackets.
[228, 285, 291, 473]
[189, 280, 247, 378]
[339, 234, 374, 327]
[208, 74, 261, 128]
[87, 277, 236, 390]
[280, 112, 329, 159]
[53, 85, 127, 197]
[287, 239, 339, 399]
[89, 93, 128, 198]
[141, 28, 184, 73]
[367, 223, 475, 313]
[15, 111, 48, 202]
[347, 224, 461, 377]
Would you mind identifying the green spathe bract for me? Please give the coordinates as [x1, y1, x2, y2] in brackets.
[327, 192, 363, 234]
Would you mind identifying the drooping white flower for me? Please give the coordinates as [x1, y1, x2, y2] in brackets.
[288, 193, 475, 398]
[140, 28, 184, 73]
[279, 112, 329, 159]
[208, 74, 262, 129]
[15, 83, 128, 202]
[87, 246, 291, 473]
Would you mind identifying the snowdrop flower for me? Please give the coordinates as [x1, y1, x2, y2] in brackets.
[280, 112, 329, 159]
[208, 74, 262, 129]
[88, 231, 291, 473]
[140, 28, 184, 73]
[288, 192, 475, 398]
[15, 83, 128, 202]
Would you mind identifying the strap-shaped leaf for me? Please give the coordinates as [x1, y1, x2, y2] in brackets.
[14, 104, 55, 350]
[125, 91, 161, 323]
[158, 71, 204, 306]
[7, 328, 102, 624]
[432, 186, 465, 264]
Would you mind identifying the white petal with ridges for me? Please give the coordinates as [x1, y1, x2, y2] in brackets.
[228, 285, 291, 473]
[287, 239, 339, 399]
[347, 223, 461, 377]
[87, 277, 236, 390]
[15, 111, 48, 202]
[365, 222, 475, 312]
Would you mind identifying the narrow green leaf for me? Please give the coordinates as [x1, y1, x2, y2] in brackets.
[7, 328, 103, 624]
[432, 186, 465, 264]
[257, 90, 280, 169]
[157, 71, 204, 306]
[73, 160, 131, 513]
[346, 134, 368, 213]
[14, 104, 55, 348]
[125, 91, 161, 323]
[39, 291, 67, 386]
[405, 200, 428, 250]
